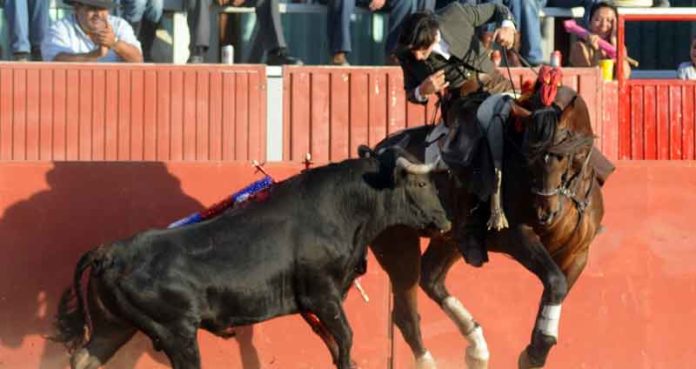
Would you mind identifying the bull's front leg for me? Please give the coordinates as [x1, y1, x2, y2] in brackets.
[501, 226, 569, 369]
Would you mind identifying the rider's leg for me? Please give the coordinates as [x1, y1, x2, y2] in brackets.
[453, 191, 488, 267]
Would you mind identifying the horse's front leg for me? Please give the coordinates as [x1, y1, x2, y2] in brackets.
[420, 238, 490, 369]
[499, 225, 568, 369]
[371, 228, 435, 369]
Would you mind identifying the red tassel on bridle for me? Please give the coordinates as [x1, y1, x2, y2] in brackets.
[538, 65, 563, 107]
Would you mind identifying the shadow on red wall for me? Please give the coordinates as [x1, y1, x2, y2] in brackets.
[0, 162, 260, 369]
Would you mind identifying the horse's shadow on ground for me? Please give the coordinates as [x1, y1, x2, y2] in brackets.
[0, 162, 260, 369]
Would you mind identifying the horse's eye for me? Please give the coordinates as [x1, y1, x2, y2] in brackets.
[417, 182, 427, 188]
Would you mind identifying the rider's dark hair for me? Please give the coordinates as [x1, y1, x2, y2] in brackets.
[398, 11, 439, 51]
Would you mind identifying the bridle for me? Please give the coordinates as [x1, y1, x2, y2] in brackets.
[530, 138, 595, 217]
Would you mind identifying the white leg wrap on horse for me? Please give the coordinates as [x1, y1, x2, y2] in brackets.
[442, 297, 476, 334]
[466, 326, 490, 361]
[536, 304, 562, 338]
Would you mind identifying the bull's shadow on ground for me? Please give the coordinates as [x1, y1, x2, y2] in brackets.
[0, 162, 260, 369]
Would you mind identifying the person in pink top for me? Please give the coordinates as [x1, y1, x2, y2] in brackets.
[568, 2, 631, 79]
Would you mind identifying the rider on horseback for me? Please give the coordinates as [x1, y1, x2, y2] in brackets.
[394, 2, 517, 267]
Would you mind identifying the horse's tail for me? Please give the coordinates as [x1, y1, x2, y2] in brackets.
[49, 247, 104, 353]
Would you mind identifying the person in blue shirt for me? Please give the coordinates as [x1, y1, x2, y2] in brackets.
[3, 0, 49, 61]
[41, 0, 143, 63]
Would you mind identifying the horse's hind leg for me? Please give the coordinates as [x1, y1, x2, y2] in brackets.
[420, 238, 489, 369]
[371, 227, 435, 369]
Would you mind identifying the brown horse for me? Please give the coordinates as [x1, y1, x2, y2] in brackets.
[363, 87, 605, 369]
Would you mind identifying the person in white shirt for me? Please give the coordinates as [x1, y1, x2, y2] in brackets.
[677, 36, 696, 81]
[41, 0, 143, 63]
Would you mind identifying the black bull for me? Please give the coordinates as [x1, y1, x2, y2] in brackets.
[363, 90, 606, 369]
[52, 149, 451, 369]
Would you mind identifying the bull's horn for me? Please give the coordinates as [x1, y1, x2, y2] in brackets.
[396, 157, 435, 174]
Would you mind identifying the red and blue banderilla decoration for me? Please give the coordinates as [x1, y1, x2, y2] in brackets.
[167, 162, 275, 229]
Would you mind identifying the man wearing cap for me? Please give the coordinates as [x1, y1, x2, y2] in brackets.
[41, 0, 143, 63]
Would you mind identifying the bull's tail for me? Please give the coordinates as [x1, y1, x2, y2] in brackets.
[49, 247, 103, 353]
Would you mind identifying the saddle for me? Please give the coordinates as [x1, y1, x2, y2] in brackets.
[428, 93, 515, 230]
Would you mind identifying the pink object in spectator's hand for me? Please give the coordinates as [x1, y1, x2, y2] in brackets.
[563, 19, 617, 59]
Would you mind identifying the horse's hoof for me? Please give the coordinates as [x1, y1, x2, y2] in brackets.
[465, 346, 489, 369]
[415, 351, 437, 369]
[518, 350, 543, 369]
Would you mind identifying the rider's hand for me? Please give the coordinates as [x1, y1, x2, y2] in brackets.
[418, 69, 449, 96]
[493, 26, 515, 49]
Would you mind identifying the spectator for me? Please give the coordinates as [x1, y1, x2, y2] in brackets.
[455, 0, 546, 66]
[546, 0, 595, 28]
[41, 0, 143, 62]
[326, 0, 415, 65]
[568, 2, 630, 79]
[547, 1, 669, 30]
[117, 0, 163, 61]
[3, 0, 49, 61]
[187, 0, 301, 65]
[677, 36, 696, 81]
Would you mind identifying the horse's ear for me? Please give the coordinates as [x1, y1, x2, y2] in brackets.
[510, 101, 532, 118]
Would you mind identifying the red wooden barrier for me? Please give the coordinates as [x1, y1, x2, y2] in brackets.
[621, 80, 696, 159]
[282, 67, 619, 162]
[0, 63, 267, 162]
[281, 67, 440, 162]
[1, 161, 695, 368]
[616, 10, 696, 160]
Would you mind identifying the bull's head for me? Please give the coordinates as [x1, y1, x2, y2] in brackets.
[388, 152, 452, 234]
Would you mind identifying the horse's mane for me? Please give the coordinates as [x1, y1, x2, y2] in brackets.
[522, 93, 595, 160]
[523, 106, 560, 160]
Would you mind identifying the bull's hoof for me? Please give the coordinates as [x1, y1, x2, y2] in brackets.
[465, 348, 489, 369]
[518, 350, 543, 369]
[415, 351, 437, 369]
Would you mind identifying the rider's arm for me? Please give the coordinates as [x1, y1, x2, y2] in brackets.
[397, 51, 430, 105]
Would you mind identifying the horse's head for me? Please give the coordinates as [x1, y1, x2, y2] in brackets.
[517, 88, 595, 226]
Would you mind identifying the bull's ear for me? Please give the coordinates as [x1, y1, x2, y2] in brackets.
[357, 145, 375, 158]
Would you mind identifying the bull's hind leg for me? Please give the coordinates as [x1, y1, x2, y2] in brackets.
[370, 227, 435, 369]
[420, 238, 489, 369]
[70, 319, 136, 369]
[110, 285, 202, 369]
[70, 282, 137, 369]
